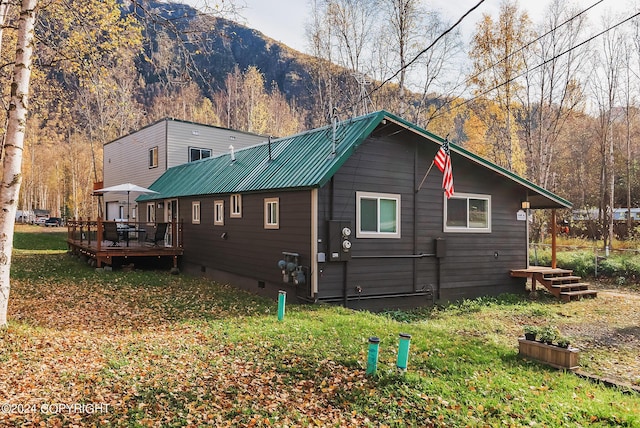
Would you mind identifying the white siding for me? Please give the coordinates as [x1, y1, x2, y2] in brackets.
[103, 120, 168, 190]
[102, 119, 265, 220]
[166, 121, 265, 168]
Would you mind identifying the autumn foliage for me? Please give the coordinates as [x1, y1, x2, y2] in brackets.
[1, 227, 639, 426]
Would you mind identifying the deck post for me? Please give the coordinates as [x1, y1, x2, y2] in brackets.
[97, 218, 103, 252]
[551, 209, 557, 269]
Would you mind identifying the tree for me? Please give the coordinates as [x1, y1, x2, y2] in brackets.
[212, 65, 301, 136]
[590, 13, 625, 249]
[519, 0, 588, 189]
[1, 0, 38, 327]
[469, 0, 533, 173]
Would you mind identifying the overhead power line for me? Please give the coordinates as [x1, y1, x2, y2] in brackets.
[439, 10, 640, 119]
[460, 0, 605, 98]
[342, 0, 486, 114]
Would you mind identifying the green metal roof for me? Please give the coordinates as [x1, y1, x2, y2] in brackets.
[138, 110, 571, 209]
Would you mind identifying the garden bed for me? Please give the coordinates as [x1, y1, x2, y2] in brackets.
[518, 338, 580, 370]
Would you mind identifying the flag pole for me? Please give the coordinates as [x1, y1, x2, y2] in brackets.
[416, 160, 435, 193]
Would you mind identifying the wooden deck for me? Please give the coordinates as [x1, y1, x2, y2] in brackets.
[66, 220, 184, 270]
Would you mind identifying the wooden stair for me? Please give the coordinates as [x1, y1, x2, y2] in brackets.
[511, 267, 598, 302]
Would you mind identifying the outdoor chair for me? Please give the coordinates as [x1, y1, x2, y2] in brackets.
[103, 222, 121, 246]
[146, 223, 168, 246]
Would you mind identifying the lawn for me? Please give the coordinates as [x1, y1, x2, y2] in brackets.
[1, 226, 639, 426]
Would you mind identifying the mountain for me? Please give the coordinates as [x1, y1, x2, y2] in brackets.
[128, 1, 319, 111]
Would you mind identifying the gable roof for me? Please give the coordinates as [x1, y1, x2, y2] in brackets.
[138, 110, 571, 209]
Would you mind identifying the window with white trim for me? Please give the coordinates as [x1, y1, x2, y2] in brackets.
[146, 203, 155, 224]
[444, 193, 491, 233]
[192, 201, 201, 224]
[149, 146, 158, 168]
[214, 200, 224, 225]
[356, 191, 401, 238]
[230, 194, 242, 218]
[264, 198, 279, 229]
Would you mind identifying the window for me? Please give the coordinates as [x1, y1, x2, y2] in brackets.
[444, 193, 491, 233]
[230, 194, 242, 218]
[146, 203, 155, 224]
[356, 191, 401, 238]
[192, 201, 201, 224]
[264, 198, 279, 229]
[189, 147, 212, 162]
[149, 146, 158, 168]
[214, 200, 224, 226]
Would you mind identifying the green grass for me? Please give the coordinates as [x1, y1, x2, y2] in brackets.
[2, 228, 639, 426]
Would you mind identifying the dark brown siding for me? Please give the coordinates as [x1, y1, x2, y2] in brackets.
[179, 190, 313, 295]
[316, 132, 527, 306]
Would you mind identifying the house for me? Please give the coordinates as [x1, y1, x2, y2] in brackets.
[137, 110, 571, 310]
[15, 209, 35, 223]
[101, 117, 266, 221]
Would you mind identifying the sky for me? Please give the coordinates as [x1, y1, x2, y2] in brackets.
[184, 0, 638, 54]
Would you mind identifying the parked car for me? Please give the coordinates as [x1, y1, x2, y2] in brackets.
[44, 217, 63, 227]
[34, 217, 47, 226]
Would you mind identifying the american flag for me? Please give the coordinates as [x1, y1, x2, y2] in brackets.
[434, 139, 454, 198]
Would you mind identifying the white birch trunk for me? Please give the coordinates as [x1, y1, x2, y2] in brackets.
[0, 0, 38, 327]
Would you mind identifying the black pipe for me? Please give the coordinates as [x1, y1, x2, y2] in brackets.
[342, 262, 348, 307]
[351, 253, 436, 259]
[321, 291, 433, 303]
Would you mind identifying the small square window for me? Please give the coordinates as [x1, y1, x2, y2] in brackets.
[264, 198, 279, 229]
[192, 201, 201, 224]
[214, 200, 224, 226]
[356, 191, 400, 238]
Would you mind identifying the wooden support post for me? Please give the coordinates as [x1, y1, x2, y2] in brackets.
[551, 209, 557, 269]
[97, 218, 103, 252]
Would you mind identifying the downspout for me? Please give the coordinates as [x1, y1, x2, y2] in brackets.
[165, 118, 169, 170]
[343, 263, 348, 308]
[413, 142, 418, 292]
[311, 189, 319, 298]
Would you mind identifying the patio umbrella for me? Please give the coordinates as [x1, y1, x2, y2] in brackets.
[94, 183, 158, 220]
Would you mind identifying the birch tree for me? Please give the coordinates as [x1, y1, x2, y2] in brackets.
[0, 0, 38, 327]
[590, 14, 624, 249]
[469, 0, 533, 173]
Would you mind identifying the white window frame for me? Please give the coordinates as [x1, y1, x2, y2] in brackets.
[146, 203, 155, 224]
[230, 194, 242, 218]
[189, 147, 212, 162]
[264, 197, 279, 229]
[214, 200, 225, 226]
[443, 193, 492, 233]
[149, 146, 158, 168]
[356, 191, 401, 239]
[192, 201, 201, 224]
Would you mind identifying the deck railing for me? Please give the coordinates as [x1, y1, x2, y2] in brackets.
[66, 219, 183, 250]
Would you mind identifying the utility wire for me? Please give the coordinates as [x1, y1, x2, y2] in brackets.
[342, 0, 485, 113]
[458, 0, 605, 98]
[435, 10, 640, 119]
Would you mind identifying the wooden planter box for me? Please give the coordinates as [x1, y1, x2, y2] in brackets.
[518, 338, 580, 370]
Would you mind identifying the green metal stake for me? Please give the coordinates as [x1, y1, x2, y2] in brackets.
[277, 290, 286, 321]
[366, 337, 380, 376]
[396, 333, 412, 371]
